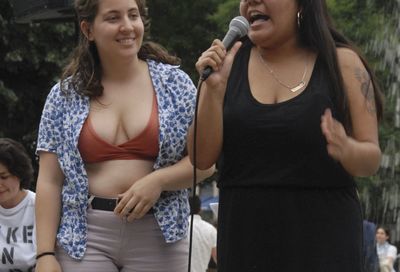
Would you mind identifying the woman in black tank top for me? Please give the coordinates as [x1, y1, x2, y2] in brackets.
[188, 0, 384, 271]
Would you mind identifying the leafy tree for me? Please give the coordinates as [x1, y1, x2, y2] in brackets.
[209, 0, 240, 32]
[0, 0, 76, 180]
[147, 0, 223, 79]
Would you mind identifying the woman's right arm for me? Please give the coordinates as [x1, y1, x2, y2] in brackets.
[35, 152, 64, 272]
[187, 40, 242, 169]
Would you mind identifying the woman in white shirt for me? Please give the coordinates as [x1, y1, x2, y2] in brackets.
[376, 227, 398, 272]
[0, 138, 36, 271]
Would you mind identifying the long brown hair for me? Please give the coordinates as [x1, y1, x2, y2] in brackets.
[298, 0, 383, 131]
[61, 0, 180, 98]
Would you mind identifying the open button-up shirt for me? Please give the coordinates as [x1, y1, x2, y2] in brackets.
[36, 60, 197, 259]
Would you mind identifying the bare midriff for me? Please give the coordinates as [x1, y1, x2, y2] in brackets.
[85, 159, 154, 197]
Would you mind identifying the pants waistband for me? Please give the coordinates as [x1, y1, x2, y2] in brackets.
[89, 196, 154, 214]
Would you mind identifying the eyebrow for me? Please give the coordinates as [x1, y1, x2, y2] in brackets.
[103, 7, 139, 14]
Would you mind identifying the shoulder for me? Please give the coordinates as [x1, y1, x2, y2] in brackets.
[40, 82, 67, 117]
[336, 47, 373, 97]
[46, 78, 81, 104]
[336, 47, 367, 75]
[148, 59, 179, 75]
[200, 218, 217, 232]
[389, 244, 397, 251]
[336, 47, 358, 60]
[21, 190, 35, 208]
[26, 190, 36, 199]
[46, 82, 64, 101]
[148, 59, 192, 82]
[147, 59, 196, 102]
[26, 190, 36, 206]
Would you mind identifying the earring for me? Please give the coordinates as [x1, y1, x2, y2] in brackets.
[297, 11, 302, 28]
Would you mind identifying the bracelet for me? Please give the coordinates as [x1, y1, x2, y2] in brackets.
[36, 251, 55, 260]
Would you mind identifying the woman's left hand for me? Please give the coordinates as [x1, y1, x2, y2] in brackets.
[114, 174, 162, 221]
[320, 108, 350, 162]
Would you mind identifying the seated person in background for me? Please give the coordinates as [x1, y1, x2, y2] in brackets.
[376, 226, 397, 272]
[189, 195, 217, 272]
[0, 138, 36, 271]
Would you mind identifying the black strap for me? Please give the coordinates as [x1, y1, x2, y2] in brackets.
[36, 251, 55, 260]
[187, 78, 204, 272]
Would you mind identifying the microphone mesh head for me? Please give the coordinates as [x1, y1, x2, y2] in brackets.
[229, 16, 250, 37]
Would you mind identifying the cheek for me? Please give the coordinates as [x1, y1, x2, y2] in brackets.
[9, 183, 20, 193]
[239, 4, 246, 17]
[0, 183, 15, 196]
[137, 22, 145, 34]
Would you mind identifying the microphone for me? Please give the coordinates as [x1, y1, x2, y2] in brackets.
[201, 16, 250, 80]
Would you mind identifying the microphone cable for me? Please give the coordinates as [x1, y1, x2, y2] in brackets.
[186, 16, 249, 271]
[187, 77, 205, 272]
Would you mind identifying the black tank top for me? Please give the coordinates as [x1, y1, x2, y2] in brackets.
[218, 38, 355, 189]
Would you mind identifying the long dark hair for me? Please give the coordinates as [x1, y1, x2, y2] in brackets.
[298, 0, 383, 131]
[61, 0, 180, 98]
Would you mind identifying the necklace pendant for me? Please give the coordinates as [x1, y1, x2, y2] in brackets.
[290, 81, 305, 93]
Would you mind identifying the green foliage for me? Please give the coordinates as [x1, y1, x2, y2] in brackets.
[0, 0, 76, 181]
[209, 0, 239, 32]
[147, 0, 223, 79]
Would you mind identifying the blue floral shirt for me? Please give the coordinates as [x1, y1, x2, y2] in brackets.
[36, 60, 197, 260]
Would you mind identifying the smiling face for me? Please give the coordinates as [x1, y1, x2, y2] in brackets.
[0, 163, 26, 209]
[240, 0, 300, 48]
[82, 0, 145, 63]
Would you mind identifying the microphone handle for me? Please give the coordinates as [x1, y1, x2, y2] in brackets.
[201, 31, 241, 80]
[201, 66, 213, 81]
[222, 30, 240, 51]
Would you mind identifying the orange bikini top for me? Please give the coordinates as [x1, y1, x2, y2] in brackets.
[78, 95, 159, 163]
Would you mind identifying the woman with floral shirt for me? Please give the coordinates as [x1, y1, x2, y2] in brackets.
[34, 0, 213, 271]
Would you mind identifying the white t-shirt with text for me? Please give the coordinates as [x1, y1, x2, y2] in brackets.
[0, 190, 36, 272]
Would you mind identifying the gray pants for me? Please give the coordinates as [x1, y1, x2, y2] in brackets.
[56, 208, 189, 272]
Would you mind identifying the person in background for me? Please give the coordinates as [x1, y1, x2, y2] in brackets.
[34, 0, 213, 271]
[376, 227, 397, 272]
[188, 0, 383, 271]
[189, 195, 217, 272]
[0, 138, 36, 271]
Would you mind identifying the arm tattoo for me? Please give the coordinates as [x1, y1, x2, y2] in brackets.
[354, 67, 376, 114]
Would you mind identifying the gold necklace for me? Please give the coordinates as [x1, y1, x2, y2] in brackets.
[257, 50, 308, 93]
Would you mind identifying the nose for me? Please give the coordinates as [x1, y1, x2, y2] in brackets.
[120, 16, 134, 33]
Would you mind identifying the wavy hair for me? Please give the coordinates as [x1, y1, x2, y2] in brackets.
[61, 0, 180, 98]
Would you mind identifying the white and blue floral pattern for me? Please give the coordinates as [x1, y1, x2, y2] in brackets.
[36, 60, 197, 260]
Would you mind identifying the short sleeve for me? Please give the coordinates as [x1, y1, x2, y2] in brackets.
[176, 69, 197, 125]
[388, 245, 397, 259]
[36, 83, 65, 155]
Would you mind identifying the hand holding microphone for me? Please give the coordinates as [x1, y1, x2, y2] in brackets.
[197, 16, 250, 82]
